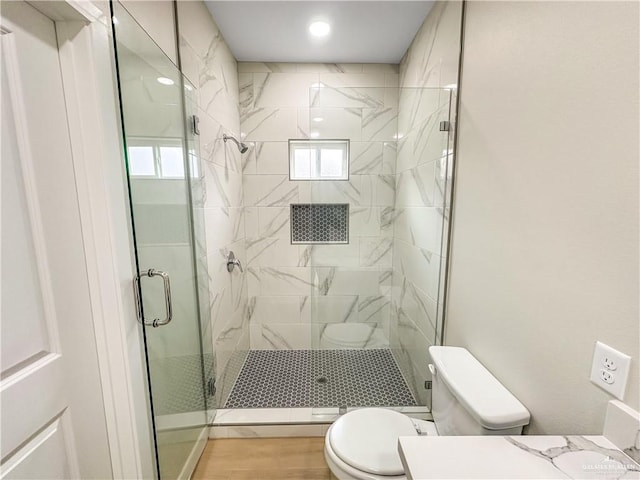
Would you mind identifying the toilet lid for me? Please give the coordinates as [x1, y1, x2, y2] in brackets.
[329, 408, 418, 476]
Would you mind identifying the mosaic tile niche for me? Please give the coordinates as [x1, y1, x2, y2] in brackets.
[290, 204, 349, 244]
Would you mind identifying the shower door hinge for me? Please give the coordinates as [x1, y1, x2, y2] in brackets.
[207, 377, 216, 397]
[439, 121, 450, 132]
[191, 115, 200, 136]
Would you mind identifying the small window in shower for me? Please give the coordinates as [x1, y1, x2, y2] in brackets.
[289, 139, 349, 180]
[127, 137, 199, 179]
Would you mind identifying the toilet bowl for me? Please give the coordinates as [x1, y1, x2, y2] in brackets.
[324, 346, 531, 480]
[324, 408, 428, 480]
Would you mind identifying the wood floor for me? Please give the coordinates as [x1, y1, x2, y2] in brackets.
[192, 437, 335, 480]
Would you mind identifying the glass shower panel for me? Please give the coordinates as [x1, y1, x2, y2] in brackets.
[435, 88, 457, 348]
[111, 3, 209, 479]
[183, 75, 216, 425]
[308, 86, 452, 413]
[392, 87, 452, 410]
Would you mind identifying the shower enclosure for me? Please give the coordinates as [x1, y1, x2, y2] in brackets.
[109, 0, 460, 475]
[222, 77, 456, 414]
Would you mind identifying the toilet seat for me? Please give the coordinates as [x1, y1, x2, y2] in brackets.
[328, 408, 418, 476]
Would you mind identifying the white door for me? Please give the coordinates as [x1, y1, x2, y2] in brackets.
[1, 1, 113, 478]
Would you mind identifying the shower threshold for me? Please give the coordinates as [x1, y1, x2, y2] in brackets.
[212, 405, 431, 427]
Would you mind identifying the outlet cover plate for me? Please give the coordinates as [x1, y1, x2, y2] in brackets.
[590, 342, 631, 400]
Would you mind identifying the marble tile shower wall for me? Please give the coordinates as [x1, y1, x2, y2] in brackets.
[238, 62, 399, 351]
[177, 2, 249, 407]
[391, 1, 462, 405]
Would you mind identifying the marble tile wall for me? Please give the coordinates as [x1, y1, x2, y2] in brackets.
[238, 62, 399, 351]
[391, 1, 463, 406]
[177, 2, 249, 408]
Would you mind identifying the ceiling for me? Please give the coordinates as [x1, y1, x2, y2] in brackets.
[204, 1, 435, 64]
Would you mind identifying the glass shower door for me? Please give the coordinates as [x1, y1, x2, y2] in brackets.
[111, 3, 210, 479]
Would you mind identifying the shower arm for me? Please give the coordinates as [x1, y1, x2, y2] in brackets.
[223, 133, 239, 148]
[223, 133, 247, 153]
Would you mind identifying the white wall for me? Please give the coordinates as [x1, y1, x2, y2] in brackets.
[446, 1, 639, 434]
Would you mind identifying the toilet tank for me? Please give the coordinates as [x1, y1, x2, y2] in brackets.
[428, 346, 530, 436]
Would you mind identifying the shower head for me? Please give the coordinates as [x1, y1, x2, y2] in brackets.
[223, 134, 248, 154]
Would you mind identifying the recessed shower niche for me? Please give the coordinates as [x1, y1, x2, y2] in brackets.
[290, 203, 349, 244]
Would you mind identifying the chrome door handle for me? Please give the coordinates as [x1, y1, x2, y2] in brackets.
[133, 268, 173, 327]
[226, 251, 243, 273]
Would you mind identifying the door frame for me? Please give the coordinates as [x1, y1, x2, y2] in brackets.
[26, 1, 156, 478]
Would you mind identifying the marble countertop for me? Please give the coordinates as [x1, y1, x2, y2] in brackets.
[398, 435, 640, 480]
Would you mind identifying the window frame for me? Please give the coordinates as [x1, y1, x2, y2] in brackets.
[288, 139, 350, 181]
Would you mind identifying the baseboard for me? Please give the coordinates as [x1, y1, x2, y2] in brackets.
[179, 426, 209, 480]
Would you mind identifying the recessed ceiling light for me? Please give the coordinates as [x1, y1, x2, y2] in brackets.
[157, 77, 174, 86]
[309, 21, 331, 37]
[313, 117, 324, 123]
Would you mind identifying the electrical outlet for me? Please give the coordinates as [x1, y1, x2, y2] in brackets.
[600, 369, 614, 384]
[603, 356, 617, 371]
[590, 342, 631, 399]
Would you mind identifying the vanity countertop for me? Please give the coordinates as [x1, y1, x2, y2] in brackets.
[398, 435, 640, 480]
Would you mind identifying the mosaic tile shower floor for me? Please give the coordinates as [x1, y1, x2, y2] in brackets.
[224, 349, 417, 408]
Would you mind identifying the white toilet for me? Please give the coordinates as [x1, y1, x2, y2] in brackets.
[324, 346, 531, 480]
